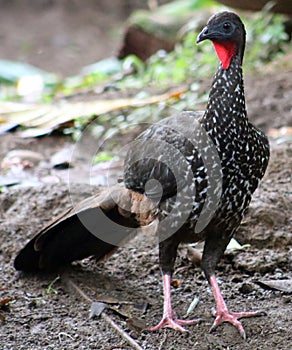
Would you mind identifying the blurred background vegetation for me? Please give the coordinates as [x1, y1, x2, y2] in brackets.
[0, 0, 291, 142]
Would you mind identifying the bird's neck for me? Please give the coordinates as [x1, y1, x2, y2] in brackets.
[203, 55, 248, 130]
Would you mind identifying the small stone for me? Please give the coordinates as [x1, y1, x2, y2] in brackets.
[239, 282, 254, 294]
[283, 296, 291, 304]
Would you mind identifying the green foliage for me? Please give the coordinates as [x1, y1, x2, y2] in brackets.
[66, 10, 290, 140]
[92, 151, 115, 165]
[119, 12, 289, 90]
[118, 31, 218, 90]
[245, 11, 289, 68]
[0, 6, 290, 141]
[76, 10, 290, 145]
[130, 0, 216, 41]
[46, 276, 60, 295]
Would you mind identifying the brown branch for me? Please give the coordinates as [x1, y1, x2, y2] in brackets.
[65, 278, 144, 350]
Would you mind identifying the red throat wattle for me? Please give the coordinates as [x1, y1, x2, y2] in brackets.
[213, 41, 237, 69]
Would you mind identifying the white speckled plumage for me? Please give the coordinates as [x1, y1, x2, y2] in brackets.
[124, 12, 270, 278]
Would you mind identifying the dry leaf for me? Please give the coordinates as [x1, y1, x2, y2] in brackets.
[0, 297, 12, 308]
[171, 279, 180, 288]
[257, 279, 292, 293]
[187, 246, 202, 266]
[126, 317, 147, 331]
[0, 88, 186, 137]
[89, 301, 107, 318]
[185, 296, 199, 317]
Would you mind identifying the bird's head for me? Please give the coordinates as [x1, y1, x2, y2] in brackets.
[197, 11, 246, 69]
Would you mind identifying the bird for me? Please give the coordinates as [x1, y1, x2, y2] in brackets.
[14, 11, 270, 339]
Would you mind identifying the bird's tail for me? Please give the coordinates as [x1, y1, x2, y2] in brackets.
[14, 185, 156, 272]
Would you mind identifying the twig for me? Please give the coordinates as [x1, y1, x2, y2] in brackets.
[58, 332, 74, 342]
[66, 278, 92, 303]
[65, 278, 144, 350]
[101, 312, 144, 350]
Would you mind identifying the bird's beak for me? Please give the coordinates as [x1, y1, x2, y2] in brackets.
[196, 26, 209, 44]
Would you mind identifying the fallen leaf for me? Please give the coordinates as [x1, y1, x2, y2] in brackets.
[187, 246, 202, 266]
[89, 301, 108, 318]
[16, 128, 53, 138]
[171, 279, 180, 288]
[50, 147, 74, 169]
[0, 297, 12, 308]
[126, 317, 147, 331]
[93, 295, 131, 305]
[2, 149, 44, 166]
[0, 122, 19, 134]
[0, 176, 21, 187]
[0, 88, 187, 137]
[0, 59, 55, 84]
[109, 302, 149, 320]
[257, 279, 292, 293]
[226, 238, 250, 251]
[185, 296, 199, 317]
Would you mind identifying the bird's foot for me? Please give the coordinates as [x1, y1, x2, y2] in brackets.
[149, 314, 197, 332]
[149, 274, 199, 332]
[210, 308, 266, 339]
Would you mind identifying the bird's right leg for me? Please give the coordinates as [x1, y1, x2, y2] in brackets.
[149, 238, 198, 332]
[202, 233, 265, 339]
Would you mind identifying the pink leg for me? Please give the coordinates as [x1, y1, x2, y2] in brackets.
[209, 274, 265, 339]
[149, 274, 197, 332]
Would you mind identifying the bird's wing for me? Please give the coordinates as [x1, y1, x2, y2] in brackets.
[124, 111, 205, 201]
[14, 185, 156, 272]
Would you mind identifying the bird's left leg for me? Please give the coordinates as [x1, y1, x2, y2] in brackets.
[149, 273, 197, 332]
[202, 233, 265, 339]
[149, 238, 198, 332]
[208, 274, 265, 339]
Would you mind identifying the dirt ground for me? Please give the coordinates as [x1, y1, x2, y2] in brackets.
[0, 1, 292, 350]
[0, 71, 291, 349]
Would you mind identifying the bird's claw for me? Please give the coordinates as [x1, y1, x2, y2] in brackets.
[210, 308, 266, 339]
[149, 316, 197, 332]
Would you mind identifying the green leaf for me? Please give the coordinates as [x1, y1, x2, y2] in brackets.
[0, 59, 56, 84]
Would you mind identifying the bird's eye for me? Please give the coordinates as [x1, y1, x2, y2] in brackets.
[223, 22, 232, 31]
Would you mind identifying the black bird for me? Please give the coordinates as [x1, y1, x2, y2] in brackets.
[14, 12, 270, 338]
